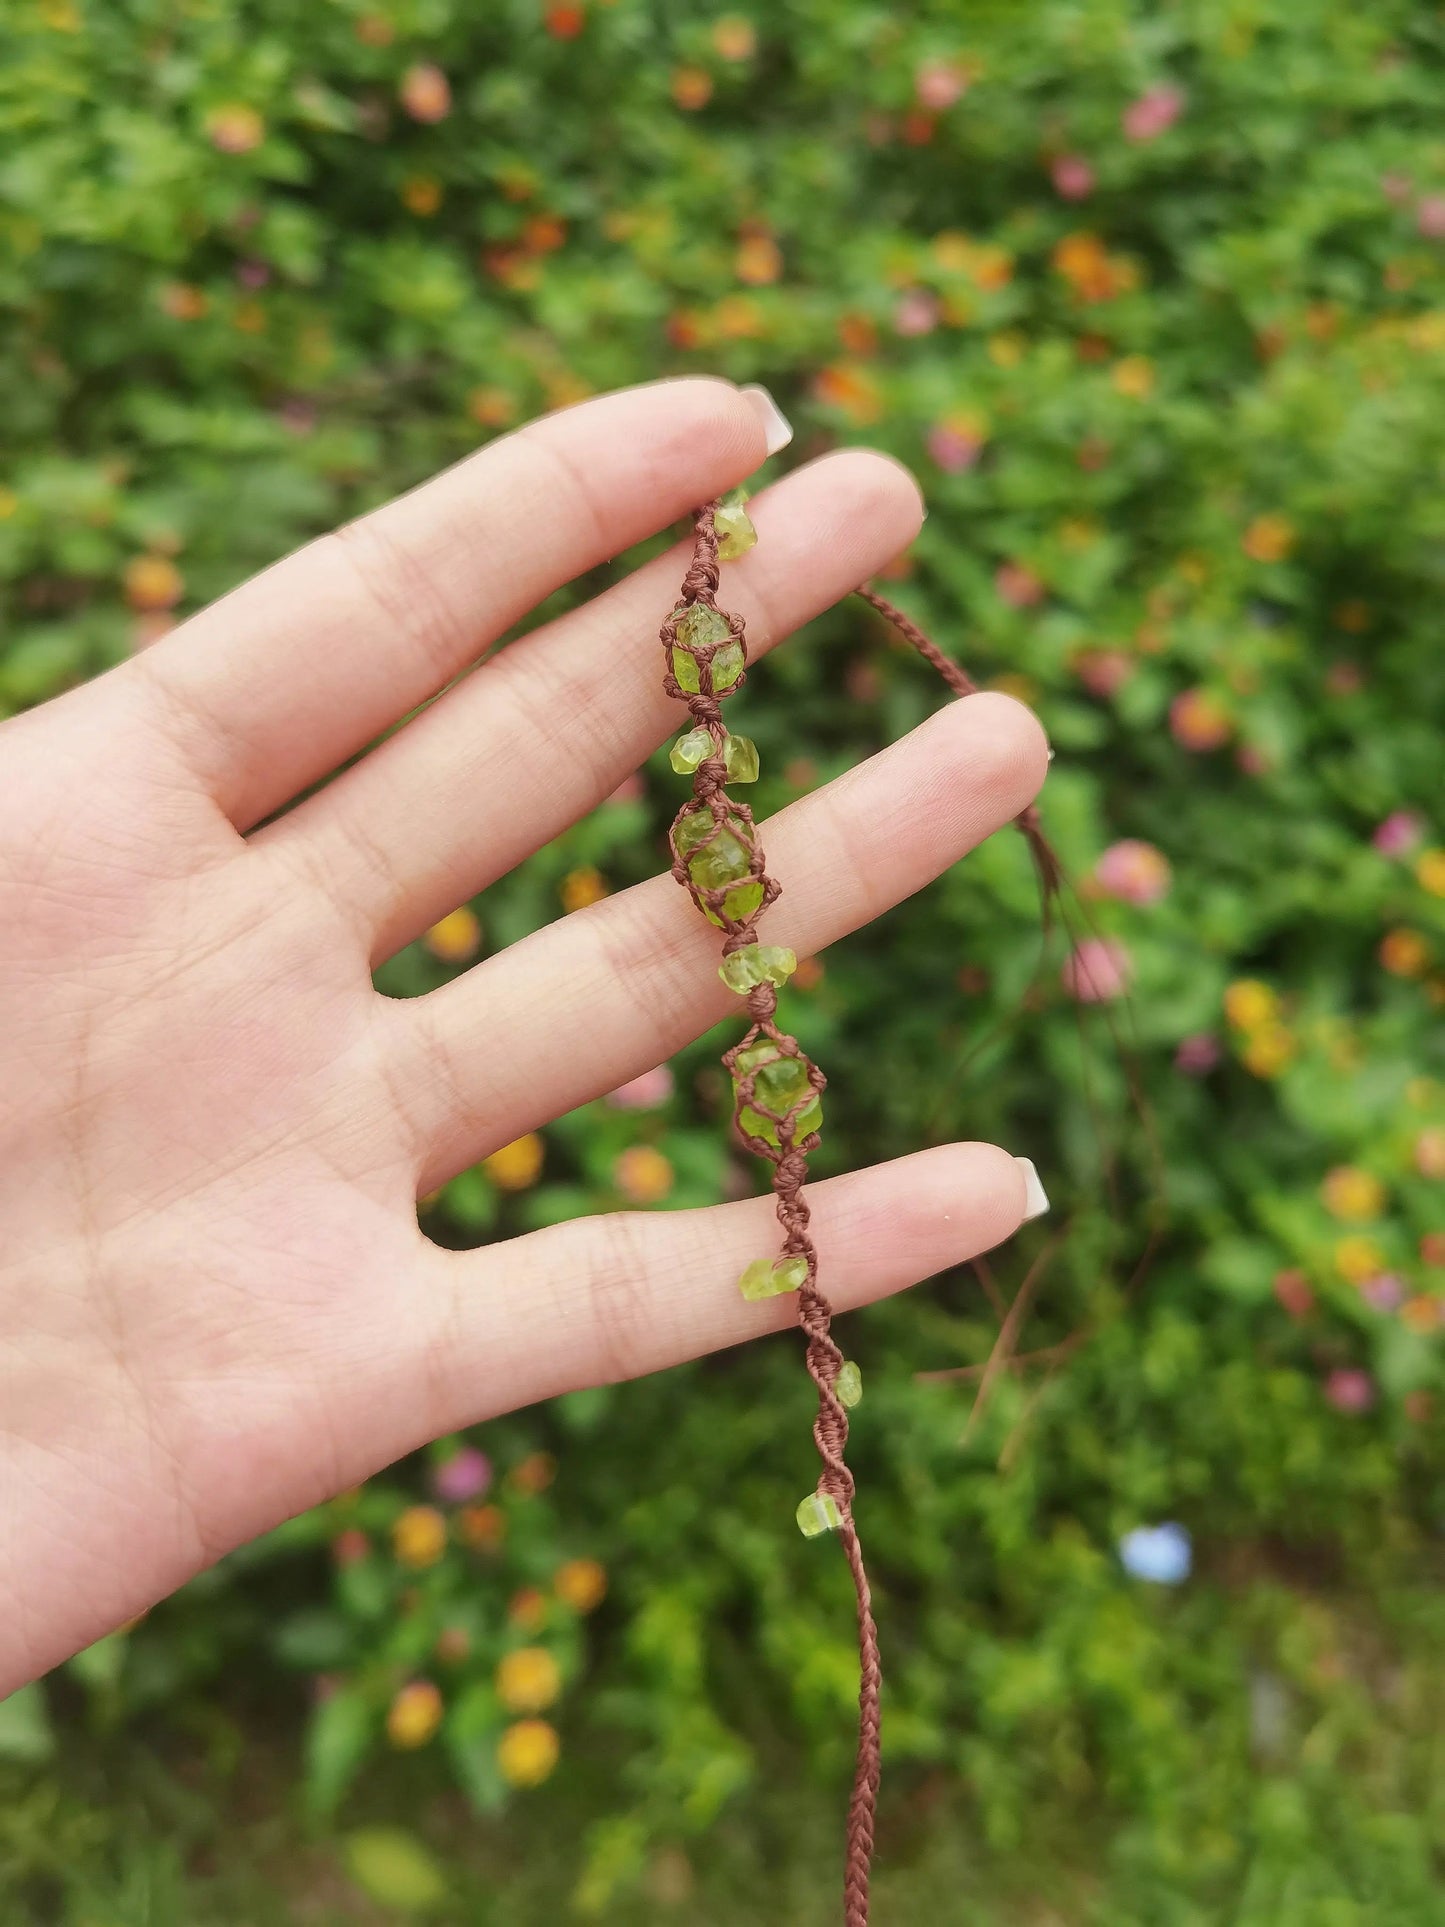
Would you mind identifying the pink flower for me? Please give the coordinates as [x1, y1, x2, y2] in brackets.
[1235, 744, 1269, 777]
[433, 1447, 492, 1504]
[927, 424, 983, 473]
[236, 259, 271, 289]
[1361, 1273, 1406, 1313]
[1417, 195, 1445, 240]
[1123, 86, 1184, 143]
[1324, 1368, 1375, 1415]
[1074, 649, 1134, 698]
[915, 61, 967, 111]
[994, 561, 1045, 608]
[1175, 1033, 1220, 1077]
[1061, 938, 1132, 1003]
[1380, 172, 1413, 204]
[1095, 839, 1171, 905]
[1373, 811, 1424, 857]
[1273, 1270, 1314, 1319]
[895, 290, 940, 337]
[1169, 688, 1231, 751]
[1051, 154, 1095, 200]
[606, 1065, 675, 1110]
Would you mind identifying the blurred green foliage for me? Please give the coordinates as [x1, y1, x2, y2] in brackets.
[2, 0, 1444, 1918]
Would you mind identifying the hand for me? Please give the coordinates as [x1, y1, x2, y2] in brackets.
[0, 379, 1046, 1690]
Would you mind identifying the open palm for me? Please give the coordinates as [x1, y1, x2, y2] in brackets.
[0, 379, 1045, 1691]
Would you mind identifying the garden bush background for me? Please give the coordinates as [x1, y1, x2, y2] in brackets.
[2, 0, 1444, 1919]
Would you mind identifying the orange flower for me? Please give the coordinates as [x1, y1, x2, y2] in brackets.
[1333, 599, 1371, 633]
[392, 1505, 447, 1569]
[735, 234, 782, 285]
[387, 1680, 443, 1749]
[509, 1587, 548, 1632]
[672, 65, 713, 111]
[159, 283, 208, 321]
[1400, 1296, 1442, 1334]
[355, 14, 394, 47]
[205, 104, 265, 154]
[555, 1558, 607, 1613]
[401, 175, 443, 217]
[483, 1134, 544, 1191]
[1111, 355, 1155, 398]
[1415, 1128, 1445, 1179]
[424, 907, 481, 964]
[1321, 1167, 1385, 1222]
[969, 244, 1014, 291]
[123, 555, 184, 612]
[713, 16, 756, 59]
[468, 386, 516, 428]
[837, 311, 878, 355]
[560, 866, 608, 912]
[497, 1718, 560, 1786]
[457, 1502, 506, 1551]
[233, 300, 266, 335]
[509, 1451, 557, 1496]
[1242, 514, 1296, 563]
[792, 956, 825, 992]
[524, 213, 567, 255]
[399, 63, 451, 124]
[496, 1646, 562, 1714]
[545, 2, 586, 37]
[1380, 928, 1429, 977]
[812, 362, 883, 423]
[614, 1145, 673, 1204]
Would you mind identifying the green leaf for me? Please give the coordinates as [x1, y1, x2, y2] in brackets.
[343, 1828, 449, 1913]
[304, 1685, 374, 1819]
[0, 1683, 54, 1763]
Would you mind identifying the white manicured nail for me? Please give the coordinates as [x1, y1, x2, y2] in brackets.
[1015, 1157, 1050, 1221]
[740, 384, 794, 456]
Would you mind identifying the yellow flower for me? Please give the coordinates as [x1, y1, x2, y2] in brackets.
[1334, 1237, 1385, 1284]
[1320, 1166, 1385, 1222]
[205, 103, 265, 154]
[424, 907, 481, 964]
[988, 330, 1026, 367]
[1379, 928, 1429, 977]
[969, 244, 1014, 291]
[555, 1558, 607, 1613]
[392, 1505, 447, 1569]
[1242, 514, 1296, 563]
[1224, 979, 1279, 1032]
[1416, 849, 1445, 897]
[496, 1646, 562, 1714]
[497, 1719, 560, 1788]
[123, 554, 184, 612]
[483, 1133, 544, 1191]
[671, 65, 714, 111]
[1241, 1026, 1296, 1078]
[1111, 355, 1155, 398]
[613, 1145, 674, 1204]
[401, 175, 443, 216]
[713, 16, 756, 60]
[387, 1680, 443, 1749]
[560, 866, 609, 913]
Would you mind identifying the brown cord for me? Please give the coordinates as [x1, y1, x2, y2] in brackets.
[661, 512, 1073, 1925]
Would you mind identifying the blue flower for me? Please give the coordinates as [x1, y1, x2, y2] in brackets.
[1118, 1523, 1192, 1585]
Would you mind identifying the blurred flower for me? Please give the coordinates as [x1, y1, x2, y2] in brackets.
[1095, 839, 1171, 905]
[560, 866, 608, 912]
[1223, 979, 1278, 1031]
[509, 1451, 557, 1496]
[1169, 688, 1231, 751]
[1325, 661, 1363, 696]
[1272, 1269, 1314, 1319]
[400, 63, 451, 123]
[915, 61, 967, 110]
[159, 283, 208, 321]
[1111, 355, 1155, 398]
[995, 561, 1045, 608]
[468, 386, 516, 429]
[1401, 1296, 1442, 1333]
[1416, 849, 1445, 896]
[607, 1065, 674, 1109]
[509, 1587, 548, 1632]
[331, 1527, 370, 1566]
[433, 1447, 491, 1505]
[1175, 1033, 1220, 1076]
[401, 175, 443, 217]
[1118, 1522, 1191, 1584]
[1051, 154, 1095, 199]
[793, 956, 825, 991]
[1321, 1166, 1385, 1222]
[813, 362, 883, 422]
[498, 1718, 560, 1787]
[672, 66, 713, 111]
[1416, 195, 1445, 240]
[1074, 648, 1133, 697]
[735, 234, 782, 286]
[1404, 1390, 1435, 1424]
[614, 1145, 674, 1203]
[424, 907, 481, 965]
[435, 1625, 470, 1664]
[1414, 1128, 1445, 1179]
[1380, 171, 1413, 203]
[457, 1502, 506, 1551]
[1122, 86, 1184, 142]
[355, 13, 394, 45]
[1334, 1237, 1385, 1284]
[894, 290, 939, 337]
[1380, 928, 1429, 977]
[206, 104, 265, 154]
[123, 555, 184, 612]
[927, 417, 986, 472]
[1360, 1273, 1406, 1312]
[497, 1646, 562, 1714]
[1421, 1232, 1445, 1266]
[1242, 1027, 1296, 1078]
[989, 330, 1026, 367]
[393, 1506, 447, 1569]
[1061, 938, 1132, 1003]
[713, 17, 756, 60]
[1235, 744, 1269, 777]
[1324, 1368, 1375, 1414]
[484, 1134, 544, 1191]
[1373, 811, 1424, 856]
[1242, 514, 1295, 562]
[545, 2, 585, 37]
[387, 1680, 443, 1749]
[555, 1558, 607, 1613]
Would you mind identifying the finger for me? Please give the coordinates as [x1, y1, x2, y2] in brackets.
[395, 691, 1048, 1192]
[129, 379, 775, 829]
[259, 449, 925, 960]
[409, 1142, 1038, 1432]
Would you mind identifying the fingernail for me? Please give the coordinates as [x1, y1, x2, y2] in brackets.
[1015, 1157, 1050, 1221]
[740, 384, 794, 456]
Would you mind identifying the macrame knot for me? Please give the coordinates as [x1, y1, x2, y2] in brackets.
[745, 982, 778, 1022]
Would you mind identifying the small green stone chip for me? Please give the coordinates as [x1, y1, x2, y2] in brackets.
[715, 489, 758, 562]
[669, 726, 715, 774]
[835, 1361, 863, 1408]
[796, 1492, 843, 1538]
[710, 639, 745, 692]
[723, 733, 759, 783]
[718, 944, 798, 994]
[736, 1254, 809, 1301]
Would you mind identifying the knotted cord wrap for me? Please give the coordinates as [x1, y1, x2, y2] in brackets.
[662, 507, 1066, 1925]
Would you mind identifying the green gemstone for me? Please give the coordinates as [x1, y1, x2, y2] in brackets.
[674, 603, 731, 650]
[669, 726, 716, 774]
[701, 879, 765, 929]
[835, 1361, 863, 1408]
[715, 489, 758, 562]
[796, 1492, 843, 1538]
[671, 645, 701, 694]
[723, 734, 759, 783]
[718, 944, 797, 993]
[732, 1038, 823, 1147]
[737, 1255, 809, 1301]
[710, 639, 745, 692]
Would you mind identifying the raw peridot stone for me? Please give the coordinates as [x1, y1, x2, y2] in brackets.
[718, 944, 797, 993]
[715, 488, 758, 562]
[673, 602, 731, 651]
[675, 808, 763, 927]
[669, 726, 716, 774]
[796, 1492, 843, 1538]
[670, 603, 743, 697]
[736, 1255, 809, 1301]
[723, 733, 759, 783]
[710, 639, 745, 692]
[732, 1038, 822, 1147]
[835, 1361, 863, 1408]
[702, 880, 764, 929]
